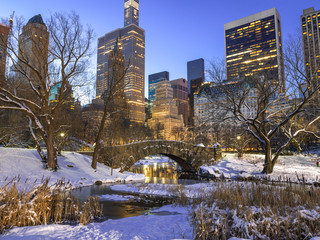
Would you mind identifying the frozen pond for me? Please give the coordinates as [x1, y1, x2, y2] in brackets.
[72, 155, 198, 220]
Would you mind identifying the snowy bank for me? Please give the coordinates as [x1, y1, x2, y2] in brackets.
[1, 205, 192, 240]
[199, 153, 320, 184]
[0, 148, 144, 188]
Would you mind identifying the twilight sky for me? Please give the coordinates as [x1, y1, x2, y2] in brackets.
[0, 0, 319, 100]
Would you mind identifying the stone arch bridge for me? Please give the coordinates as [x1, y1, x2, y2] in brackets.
[94, 140, 221, 173]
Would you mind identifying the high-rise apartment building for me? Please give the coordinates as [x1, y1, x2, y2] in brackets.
[97, 0, 145, 123]
[225, 8, 285, 91]
[18, 14, 49, 87]
[148, 71, 169, 105]
[148, 80, 184, 140]
[0, 23, 10, 85]
[170, 78, 188, 126]
[187, 58, 205, 126]
[301, 7, 320, 84]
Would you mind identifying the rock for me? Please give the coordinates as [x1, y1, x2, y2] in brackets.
[95, 180, 103, 185]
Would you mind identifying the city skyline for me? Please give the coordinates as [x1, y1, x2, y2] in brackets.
[0, 0, 319, 100]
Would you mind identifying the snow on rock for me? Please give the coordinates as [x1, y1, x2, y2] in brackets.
[1, 205, 192, 240]
[110, 183, 176, 197]
[0, 148, 145, 189]
[98, 194, 135, 201]
[201, 153, 320, 184]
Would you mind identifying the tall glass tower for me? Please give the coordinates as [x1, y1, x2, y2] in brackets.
[97, 0, 145, 123]
[187, 58, 204, 126]
[301, 7, 320, 84]
[148, 71, 169, 105]
[224, 8, 285, 91]
[124, 0, 139, 26]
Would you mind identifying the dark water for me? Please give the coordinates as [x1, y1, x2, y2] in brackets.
[72, 183, 174, 219]
[71, 157, 196, 220]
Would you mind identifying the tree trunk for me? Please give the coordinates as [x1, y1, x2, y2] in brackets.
[46, 125, 58, 170]
[262, 142, 274, 174]
[92, 99, 110, 169]
[92, 141, 100, 169]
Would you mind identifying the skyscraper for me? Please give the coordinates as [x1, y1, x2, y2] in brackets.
[170, 78, 188, 126]
[124, 0, 139, 26]
[224, 8, 285, 91]
[187, 58, 205, 126]
[97, 0, 145, 123]
[0, 23, 10, 85]
[301, 7, 320, 84]
[18, 14, 49, 87]
[148, 80, 184, 140]
[148, 71, 169, 106]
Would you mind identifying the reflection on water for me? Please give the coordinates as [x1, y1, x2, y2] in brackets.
[130, 160, 181, 184]
[71, 156, 196, 220]
[72, 183, 174, 219]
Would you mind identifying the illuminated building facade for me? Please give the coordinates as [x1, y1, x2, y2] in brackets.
[97, 0, 145, 123]
[224, 8, 285, 91]
[0, 23, 10, 85]
[301, 7, 320, 84]
[148, 80, 184, 140]
[170, 78, 188, 126]
[148, 71, 169, 107]
[187, 58, 205, 126]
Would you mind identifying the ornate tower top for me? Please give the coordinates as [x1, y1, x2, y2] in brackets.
[124, 0, 139, 27]
[27, 14, 45, 25]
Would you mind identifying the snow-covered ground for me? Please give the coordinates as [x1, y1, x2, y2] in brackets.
[200, 153, 320, 184]
[1, 205, 192, 240]
[0, 148, 144, 189]
[1, 148, 320, 239]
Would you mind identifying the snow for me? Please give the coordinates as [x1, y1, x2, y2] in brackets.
[110, 183, 177, 197]
[199, 153, 320, 184]
[134, 155, 176, 166]
[98, 194, 135, 202]
[1, 205, 192, 240]
[0, 148, 145, 189]
[2, 148, 320, 239]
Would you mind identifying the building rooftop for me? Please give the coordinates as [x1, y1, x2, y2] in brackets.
[303, 7, 316, 15]
[27, 14, 45, 25]
[224, 8, 280, 30]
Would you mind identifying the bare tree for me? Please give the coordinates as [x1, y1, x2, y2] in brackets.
[91, 40, 129, 169]
[208, 35, 320, 174]
[0, 12, 93, 170]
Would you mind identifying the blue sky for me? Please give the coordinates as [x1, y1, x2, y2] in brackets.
[1, 0, 319, 99]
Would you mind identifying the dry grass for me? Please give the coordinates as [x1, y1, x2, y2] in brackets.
[187, 181, 320, 240]
[0, 176, 103, 234]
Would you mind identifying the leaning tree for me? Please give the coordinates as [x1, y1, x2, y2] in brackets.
[0, 12, 93, 170]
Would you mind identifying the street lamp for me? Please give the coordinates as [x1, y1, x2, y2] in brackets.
[60, 132, 65, 137]
[237, 135, 241, 140]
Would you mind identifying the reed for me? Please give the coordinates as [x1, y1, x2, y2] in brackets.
[187, 181, 320, 239]
[0, 177, 103, 234]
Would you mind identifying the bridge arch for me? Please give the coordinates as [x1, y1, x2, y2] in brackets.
[96, 140, 221, 172]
